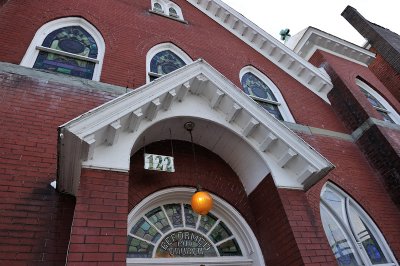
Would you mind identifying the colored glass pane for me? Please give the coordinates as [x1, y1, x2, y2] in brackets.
[257, 101, 283, 120]
[33, 26, 98, 79]
[155, 230, 217, 258]
[241, 72, 277, 101]
[146, 207, 171, 233]
[198, 213, 217, 234]
[321, 207, 358, 266]
[130, 217, 161, 243]
[360, 87, 394, 123]
[150, 50, 186, 75]
[348, 205, 388, 264]
[184, 204, 198, 228]
[164, 204, 183, 227]
[217, 238, 242, 256]
[210, 221, 232, 243]
[42, 26, 98, 58]
[127, 235, 154, 258]
[33, 51, 95, 79]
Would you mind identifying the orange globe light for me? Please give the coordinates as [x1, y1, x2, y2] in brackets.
[191, 191, 213, 215]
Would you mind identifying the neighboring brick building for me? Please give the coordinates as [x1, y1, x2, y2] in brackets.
[0, 1, 399, 266]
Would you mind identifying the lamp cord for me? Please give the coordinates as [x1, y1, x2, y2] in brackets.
[188, 129, 201, 192]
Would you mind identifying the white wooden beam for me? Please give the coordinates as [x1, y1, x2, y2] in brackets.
[277, 148, 297, 168]
[106, 120, 122, 145]
[190, 75, 208, 95]
[210, 89, 224, 109]
[162, 90, 176, 111]
[146, 99, 161, 121]
[128, 109, 143, 132]
[226, 103, 241, 123]
[82, 134, 96, 161]
[177, 82, 190, 102]
[243, 118, 259, 137]
[260, 133, 277, 152]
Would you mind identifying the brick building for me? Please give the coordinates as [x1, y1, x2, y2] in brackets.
[0, 1, 399, 265]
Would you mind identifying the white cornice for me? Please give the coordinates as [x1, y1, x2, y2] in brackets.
[187, 0, 333, 103]
[58, 59, 334, 196]
[286, 27, 376, 66]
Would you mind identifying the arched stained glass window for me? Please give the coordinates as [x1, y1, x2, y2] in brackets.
[356, 79, 400, 124]
[153, 2, 163, 13]
[169, 7, 178, 18]
[149, 50, 186, 81]
[128, 203, 242, 258]
[241, 72, 283, 120]
[320, 183, 398, 266]
[33, 26, 98, 79]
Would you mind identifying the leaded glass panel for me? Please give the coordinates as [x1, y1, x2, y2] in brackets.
[169, 7, 178, 17]
[150, 50, 186, 76]
[359, 87, 394, 123]
[184, 204, 198, 228]
[198, 213, 217, 234]
[164, 204, 183, 227]
[155, 230, 217, 258]
[130, 217, 161, 243]
[241, 72, 277, 101]
[34, 51, 95, 79]
[348, 205, 388, 264]
[257, 101, 283, 120]
[127, 235, 154, 258]
[210, 221, 232, 243]
[320, 207, 358, 266]
[33, 26, 98, 79]
[217, 238, 242, 256]
[146, 207, 171, 233]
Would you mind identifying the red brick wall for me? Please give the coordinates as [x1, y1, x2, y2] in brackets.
[0, 70, 124, 264]
[249, 176, 306, 266]
[129, 140, 256, 230]
[369, 51, 400, 102]
[66, 169, 129, 266]
[0, 0, 347, 132]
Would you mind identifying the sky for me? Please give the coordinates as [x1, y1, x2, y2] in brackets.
[222, 0, 400, 46]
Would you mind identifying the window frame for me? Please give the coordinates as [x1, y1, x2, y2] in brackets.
[20, 17, 105, 81]
[239, 66, 295, 122]
[151, 0, 184, 21]
[146, 43, 192, 83]
[320, 183, 399, 266]
[127, 187, 265, 266]
[356, 79, 400, 124]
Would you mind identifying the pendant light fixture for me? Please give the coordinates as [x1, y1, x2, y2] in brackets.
[184, 121, 213, 215]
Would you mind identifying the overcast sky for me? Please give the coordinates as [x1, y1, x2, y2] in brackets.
[222, 0, 400, 46]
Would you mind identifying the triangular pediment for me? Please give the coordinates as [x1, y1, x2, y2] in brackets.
[58, 59, 334, 195]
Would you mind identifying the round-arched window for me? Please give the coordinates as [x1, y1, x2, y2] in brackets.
[128, 203, 242, 258]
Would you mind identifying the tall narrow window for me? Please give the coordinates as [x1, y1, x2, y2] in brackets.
[356, 79, 400, 124]
[320, 183, 398, 266]
[20, 17, 105, 81]
[146, 43, 192, 83]
[240, 66, 295, 122]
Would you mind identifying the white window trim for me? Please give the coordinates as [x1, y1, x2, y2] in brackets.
[20, 17, 105, 81]
[240, 66, 295, 122]
[320, 182, 399, 266]
[146, 43, 193, 83]
[356, 79, 400, 124]
[151, 0, 184, 20]
[127, 187, 265, 266]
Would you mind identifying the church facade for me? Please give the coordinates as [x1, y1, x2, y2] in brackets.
[0, 1, 399, 265]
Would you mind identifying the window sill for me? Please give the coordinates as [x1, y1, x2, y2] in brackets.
[149, 10, 188, 24]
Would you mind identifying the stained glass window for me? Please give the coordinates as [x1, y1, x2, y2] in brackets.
[33, 26, 98, 79]
[149, 50, 186, 81]
[153, 2, 163, 12]
[320, 183, 396, 266]
[359, 87, 395, 123]
[127, 203, 243, 259]
[169, 7, 178, 17]
[241, 72, 283, 120]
